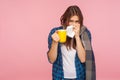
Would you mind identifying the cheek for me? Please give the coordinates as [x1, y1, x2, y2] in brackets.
[68, 22, 73, 25]
[77, 23, 80, 26]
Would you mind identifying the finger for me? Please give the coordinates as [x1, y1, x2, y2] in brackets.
[55, 36, 60, 41]
[55, 30, 58, 33]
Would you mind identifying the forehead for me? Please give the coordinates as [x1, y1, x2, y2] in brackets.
[70, 15, 79, 20]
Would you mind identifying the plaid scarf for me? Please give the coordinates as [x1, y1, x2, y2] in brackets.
[80, 25, 96, 80]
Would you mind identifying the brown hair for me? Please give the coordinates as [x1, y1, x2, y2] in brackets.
[60, 5, 84, 49]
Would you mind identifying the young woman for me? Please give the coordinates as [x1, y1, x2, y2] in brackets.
[47, 5, 96, 80]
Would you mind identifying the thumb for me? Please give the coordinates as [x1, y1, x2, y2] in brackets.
[55, 30, 58, 33]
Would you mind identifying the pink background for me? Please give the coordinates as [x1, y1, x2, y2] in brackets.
[0, 0, 120, 80]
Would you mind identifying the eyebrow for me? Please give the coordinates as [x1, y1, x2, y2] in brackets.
[69, 20, 79, 22]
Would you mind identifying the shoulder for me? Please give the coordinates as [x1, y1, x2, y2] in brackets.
[48, 26, 63, 38]
[49, 26, 63, 34]
[82, 25, 91, 37]
[86, 28, 91, 37]
[84, 25, 92, 41]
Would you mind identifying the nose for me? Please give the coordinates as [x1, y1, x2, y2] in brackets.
[71, 22, 76, 26]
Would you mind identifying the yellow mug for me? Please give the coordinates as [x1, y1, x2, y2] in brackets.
[57, 29, 66, 43]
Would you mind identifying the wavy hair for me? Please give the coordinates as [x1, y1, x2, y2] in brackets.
[60, 5, 84, 49]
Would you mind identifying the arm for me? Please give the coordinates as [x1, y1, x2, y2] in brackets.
[75, 36, 86, 63]
[47, 31, 59, 64]
[47, 41, 58, 64]
[73, 24, 86, 63]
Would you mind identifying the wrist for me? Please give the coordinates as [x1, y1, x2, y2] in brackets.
[75, 36, 82, 42]
[75, 35, 80, 39]
[52, 40, 59, 44]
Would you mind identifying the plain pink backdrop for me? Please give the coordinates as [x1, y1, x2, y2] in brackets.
[0, 0, 120, 80]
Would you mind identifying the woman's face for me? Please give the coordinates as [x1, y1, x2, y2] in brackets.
[68, 15, 80, 26]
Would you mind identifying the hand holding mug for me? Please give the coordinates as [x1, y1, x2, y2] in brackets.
[51, 31, 60, 43]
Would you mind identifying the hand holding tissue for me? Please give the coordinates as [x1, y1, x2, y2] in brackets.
[66, 25, 75, 38]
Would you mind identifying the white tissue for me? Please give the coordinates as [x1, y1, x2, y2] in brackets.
[66, 25, 75, 38]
